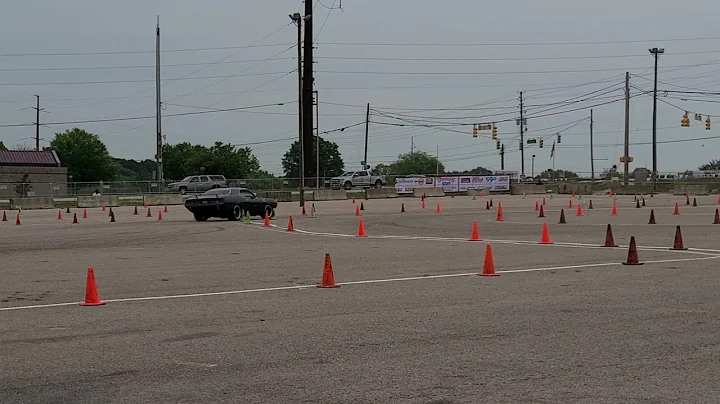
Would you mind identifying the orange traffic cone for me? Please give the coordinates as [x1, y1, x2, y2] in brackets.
[158, 210, 163, 221]
[496, 202, 504, 221]
[316, 253, 340, 288]
[714, 209, 720, 225]
[693, 198, 698, 207]
[589, 200, 594, 209]
[479, 191, 483, 198]
[108, 207, 113, 217]
[538, 205, 545, 218]
[133, 206, 138, 215]
[609, 190, 613, 197]
[83, 208, 88, 219]
[263, 211, 270, 227]
[542, 197, 546, 205]
[636, 199, 641, 208]
[72, 213, 78, 224]
[671, 226, 688, 250]
[436, 203, 442, 214]
[2, 211, 7, 222]
[648, 209, 656, 224]
[622, 236, 643, 265]
[535, 201, 539, 211]
[673, 202, 680, 215]
[717, 196, 720, 205]
[143, 200, 148, 208]
[538, 222, 553, 244]
[558, 209, 566, 224]
[360, 202, 364, 211]
[572, 191, 576, 197]
[602, 224, 618, 247]
[147, 207, 152, 217]
[79, 267, 106, 306]
[352, 197, 356, 203]
[102, 204, 106, 212]
[611, 202, 618, 216]
[164, 205, 168, 213]
[477, 244, 500, 277]
[400, 203, 405, 213]
[287, 216, 295, 231]
[576, 204, 583, 217]
[302, 205, 307, 216]
[686, 195, 690, 205]
[421, 199, 426, 209]
[569, 199, 573, 209]
[57, 209, 63, 220]
[355, 205, 361, 216]
[469, 220, 482, 241]
[357, 219, 367, 237]
[15, 214, 21, 226]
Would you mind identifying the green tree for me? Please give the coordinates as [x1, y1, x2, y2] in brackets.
[50, 128, 116, 182]
[0, 141, 7, 151]
[163, 142, 260, 180]
[699, 160, 720, 170]
[389, 152, 445, 176]
[114, 158, 156, 181]
[539, 169, 579, 179]
[446, 166, 493, 175]
[372, 163, 392, 175]
[282, 137, 344, 178]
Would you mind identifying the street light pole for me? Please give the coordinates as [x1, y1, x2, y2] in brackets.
[532, 155, 535, 178]
[313, 90, 319, 188]
[649, 47, 664, 195]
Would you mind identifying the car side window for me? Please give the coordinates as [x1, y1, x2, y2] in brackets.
[239, 190, 255, 198]
[357, 171, 369, 177]
[189, 176, 199, 183]
[199, 176, 209, 182]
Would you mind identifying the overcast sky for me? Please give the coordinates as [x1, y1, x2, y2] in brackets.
[0, 0, 718, 178]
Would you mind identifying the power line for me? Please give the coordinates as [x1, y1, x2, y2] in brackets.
[0, 71, 293, 86]
[0, 43, 295, 57]
[317, 36, 720, 47]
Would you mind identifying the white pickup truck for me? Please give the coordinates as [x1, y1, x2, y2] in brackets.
[329, 170, 386, 190]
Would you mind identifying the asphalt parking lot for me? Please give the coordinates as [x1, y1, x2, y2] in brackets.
[1, 194, 719, 403]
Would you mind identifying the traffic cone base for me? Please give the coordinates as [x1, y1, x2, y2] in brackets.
[2, 211, 7, 222]
[478, 244, 500, 276]
[158, 210, 163, 221]
[535, 201, 539, 211]
[110, 212, 116, 223]
[263, 212, 270, 227]
[360, 202, 364, 211]
[317, 253, 340, 288]
[57, 210, 63, 220]
[576, 204, 583, 217]
[436, 203, 442, 214]
[693, 198, 698, 207]
[622, 236, 644, 265]
[673, 203, 680, 215]
[287, 216, 295, 231]
[147, 207, 152, 217]
[355, 205, 361, 216]
[79, 267, 106, 306]
[82, 209, 88, 219]
[15, 214, 21, 226]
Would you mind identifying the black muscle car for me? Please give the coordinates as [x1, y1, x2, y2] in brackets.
[184, 187, 277, 221]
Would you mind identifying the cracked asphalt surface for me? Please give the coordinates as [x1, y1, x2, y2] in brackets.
[1, 194, 719, 403]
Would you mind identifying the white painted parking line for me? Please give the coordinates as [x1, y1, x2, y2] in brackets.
[1, 256, 718, 312]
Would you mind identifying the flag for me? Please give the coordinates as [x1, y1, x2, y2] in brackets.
[550, 140, 556, 159]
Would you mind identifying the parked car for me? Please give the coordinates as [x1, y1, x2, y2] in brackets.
[330, 170, 386, 190]
[167, 175, 227, 194]
[184, 187, 277, 221]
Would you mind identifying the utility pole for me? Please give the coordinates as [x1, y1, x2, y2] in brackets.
[649, 48, 664, 194]
[623, 71, 630, 186]
[363, 103, 370, 170]
[302, 0, 314, 187]
[519, 91, 525, 178]
[155, 16, 164, 182]
[436, 145, 439, 175]
[32, 95, 43, 151]
[410, 137, 414, 155]
[314, 90, 319, 188]
[289, 13, 304, 205]
[590, 109, 594, 183]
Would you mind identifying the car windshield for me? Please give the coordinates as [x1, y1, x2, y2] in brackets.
[203, 189, 231, 195]
[181, 176, 193, 182]
[341, 172, 354, 176]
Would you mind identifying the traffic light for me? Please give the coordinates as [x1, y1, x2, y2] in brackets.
[492, 124, 497, 140]
[706, 116, 712, 130]
[496, 140, 500, 149]
[539, 138, 544, 148]
[500, 144, 504, 153]
[557, 134, 562, 144]
[472, 125, 478, 137]
[681, 112, 690, 127]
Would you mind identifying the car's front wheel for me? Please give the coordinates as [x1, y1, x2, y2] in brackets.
[263, 205, 274, 219]
[374, 179, 383, 188]
[193, 213, 208, 222]
[228, 205, 242, 221]
[344, 181, 352, 190]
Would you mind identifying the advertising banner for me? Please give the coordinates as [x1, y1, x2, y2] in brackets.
[394, 175, 510, 193]
[394, 177, 435, 194]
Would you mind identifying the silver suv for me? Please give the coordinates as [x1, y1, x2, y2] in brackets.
[167, 175, 227, 194]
